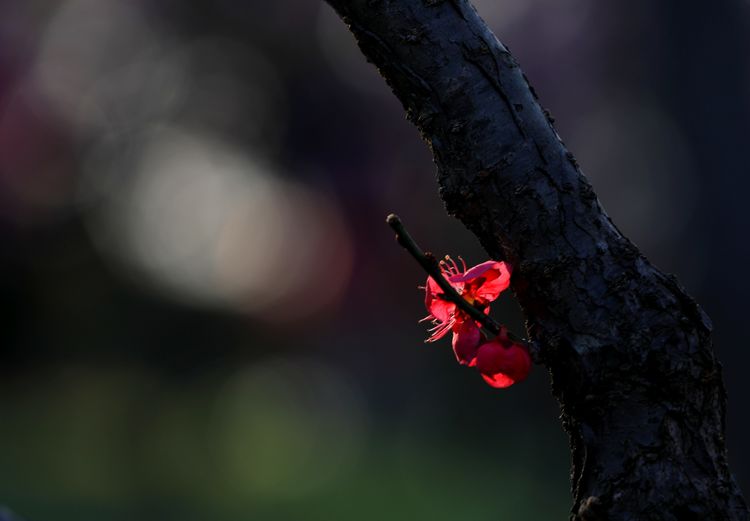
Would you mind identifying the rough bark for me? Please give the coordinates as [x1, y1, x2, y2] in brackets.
[323, 1, 749, 519]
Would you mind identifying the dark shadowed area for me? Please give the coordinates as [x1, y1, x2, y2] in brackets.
[1, 1, 749, 520]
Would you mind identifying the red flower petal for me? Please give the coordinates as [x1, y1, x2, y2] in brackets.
[424, 276, 456, 323]
[475, 264, 512, 303]
[450, 260, 503, 282]
[451, 320, 482, 366]
[481, 372, 516, 388]
[475, 338, 531, 388]
[450, 261, 511, 304]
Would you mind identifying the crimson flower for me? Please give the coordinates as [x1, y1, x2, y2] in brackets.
[423, 257, 511, 365]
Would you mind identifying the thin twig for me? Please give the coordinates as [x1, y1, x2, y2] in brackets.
[386, 213, 502, 333]
[386, 213, 537, 357]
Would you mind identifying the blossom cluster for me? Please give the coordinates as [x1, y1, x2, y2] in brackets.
[422, 257, 531, 388]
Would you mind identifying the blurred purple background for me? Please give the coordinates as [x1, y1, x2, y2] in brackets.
[1, 1, 749, 519]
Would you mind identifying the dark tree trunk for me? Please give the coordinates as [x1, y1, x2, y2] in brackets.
[323, 1, 749, 519]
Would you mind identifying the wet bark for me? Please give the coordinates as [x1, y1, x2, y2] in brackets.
[323, 1, 749, 519]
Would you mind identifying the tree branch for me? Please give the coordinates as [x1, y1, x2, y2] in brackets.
[326, 1, 748, 519]
[386, 213, 501, 337]
[386, 213, 537, 356]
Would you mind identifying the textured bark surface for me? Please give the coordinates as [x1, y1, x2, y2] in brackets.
[324, 1, 749, 519]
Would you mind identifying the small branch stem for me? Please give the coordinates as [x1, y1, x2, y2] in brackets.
[386, 213, 531, 345]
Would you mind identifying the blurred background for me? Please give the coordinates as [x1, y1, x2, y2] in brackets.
[1, 1, 749, 519]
